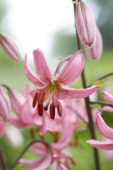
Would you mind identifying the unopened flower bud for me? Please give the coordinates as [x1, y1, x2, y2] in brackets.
[75, 0, 96, 47]
[85, 27, 103, 60]
[0, 33, 22, 62]
[0, 88, 10, 122]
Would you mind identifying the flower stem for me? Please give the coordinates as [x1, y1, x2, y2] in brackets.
[9, 140, 50, 170]
[89, 101, 113, 107]
[73, 3, 101, 170]
[0, 146, 7, 170]
[88, 72, 113, 87]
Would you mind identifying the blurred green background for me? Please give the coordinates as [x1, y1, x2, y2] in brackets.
[0, 0, 113, 170]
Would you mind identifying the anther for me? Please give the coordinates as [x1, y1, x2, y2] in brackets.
[57, 101, 63, 117]
[50, 103, 55, 119]
[32, 92, 38, 108]
[37, 104, 43, 116]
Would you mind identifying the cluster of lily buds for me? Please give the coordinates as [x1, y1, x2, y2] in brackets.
[0, 33, 22, 62]
[75, 0, 103, 60]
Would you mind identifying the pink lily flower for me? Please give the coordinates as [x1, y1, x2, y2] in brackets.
[0, 33, 22, 62]
[9, 85, 40, 128]
[87, 113, 113, 150]
[75, 0, 96, 47]
[85, 27, 103, 60]
[24, 48, 99, 119]
[0, 88, 10, 122]
[102, 91, 113, 112]
[19, 142, 75, 170]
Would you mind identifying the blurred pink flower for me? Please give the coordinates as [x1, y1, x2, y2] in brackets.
[0, 88, 10, 122]
[19, 142, 75, 170]
[75, 0, 96, 47]
[87, 113, 113, 150]
[9, 85, 39, 128]
[0, 33, 22, 62]
[24, 48, 99, 119]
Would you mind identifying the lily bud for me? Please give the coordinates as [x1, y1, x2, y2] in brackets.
[75, 0, 96, 47]
[85, 27, 103, 60]
[0, 33, 22, 62]
[0, 88, 10, 122]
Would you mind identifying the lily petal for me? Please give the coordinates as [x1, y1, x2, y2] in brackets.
[19, 149, 52, 170]
[58, 85, 99, 99]
[0, 89, 10, 122]
[24, 55, 45, 87]
[87, 139, 113, 150]
[102, 91, 113, 104]
[10, 118, 29, 128]
[51, 125, 74, 150]
[103, 106, 113, 112]
[57, 50, 84, 85]
[33, 49, 52, 84]
[96, 113, 113, 140]
[9, 90, 25, 115]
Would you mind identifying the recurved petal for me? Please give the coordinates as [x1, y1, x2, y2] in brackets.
[24, 55, 45, 87]
[51, 125, 74, 150]
[10, 118, 29, 128]
[103, 106, 113, 112]
[96, 113, 113, 140]
[33, 49, 52, 84]
[57, 50, 84, 85]
[58, 85, 99, 99]
[19, 148, 52, 170]
[87, 139, 113, 150]
[102, 91, 113, 104]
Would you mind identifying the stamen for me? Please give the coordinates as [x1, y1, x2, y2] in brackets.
[50, 132, 59, 142]
[57, 101, 63, 117]
[30, 128, 35, 139]
[37, 104, 43, 116]
[50, 103, 55, 119]
[40, 91, 45, 104]
[32, 92, 38, 108]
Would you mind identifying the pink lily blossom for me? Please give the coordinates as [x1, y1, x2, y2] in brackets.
[87, 113, 113, 150]
[75, 0, 96, 47]
[19, 142, 75, 170]
[24, 48, 99, 119]
[0, 88, 10, 122]
[9, 85, 40, 128]
[85, 27, 103, 60]
[102, 91, 113, 112]
[0, 33, 22, 62]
